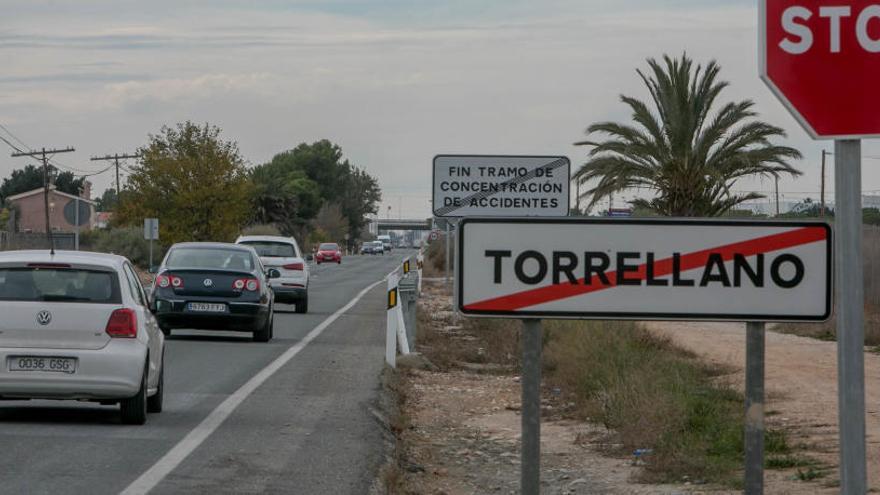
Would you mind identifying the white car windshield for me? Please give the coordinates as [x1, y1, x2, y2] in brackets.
[240, 241, 297, 258]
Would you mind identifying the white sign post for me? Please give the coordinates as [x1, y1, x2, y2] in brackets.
[456, 217, 832, 494]
[144, 218, 159, 270]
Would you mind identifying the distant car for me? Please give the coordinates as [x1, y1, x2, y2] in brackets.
[360, 241, 384, 255]
[377, 235, 392, 252]
[0, 250, 166, 425]
[236, 235, 309, 314]
[151, 242, 277, 342]
[316, 243, 342, 264]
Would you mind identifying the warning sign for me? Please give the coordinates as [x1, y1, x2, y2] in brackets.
[457, 218, 831, 322]
[432, 155, 570, 218]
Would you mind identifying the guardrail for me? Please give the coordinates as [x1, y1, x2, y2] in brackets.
[385, 251, 424, 368]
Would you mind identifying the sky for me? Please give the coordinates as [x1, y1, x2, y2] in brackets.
[2, 0, 878, 219]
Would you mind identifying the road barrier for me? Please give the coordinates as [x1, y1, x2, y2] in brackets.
[386, 255, 422, 368]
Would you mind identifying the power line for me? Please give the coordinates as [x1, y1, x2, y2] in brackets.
[91, 153, 140, 207]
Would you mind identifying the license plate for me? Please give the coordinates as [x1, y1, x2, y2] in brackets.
[8, 356, 77, 374]
[187, 302, 227, 313]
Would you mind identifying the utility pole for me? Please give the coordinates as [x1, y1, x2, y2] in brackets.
[820, 150, 829, 217]
[775, 176, 780, 216]
[90, 153, 139, 207]
[11, 147, 75, 251]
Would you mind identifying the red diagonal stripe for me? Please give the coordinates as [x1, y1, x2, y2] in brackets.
[463, 226, 828, 312]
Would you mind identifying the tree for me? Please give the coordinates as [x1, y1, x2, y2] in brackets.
[574, 54, 802, 217]
[250, 140, 381, 240]
[311, 202, 349, 242]
[115, 122, 253, 244]
[96, 188, 117, 212]
[0, 164, 84, 204]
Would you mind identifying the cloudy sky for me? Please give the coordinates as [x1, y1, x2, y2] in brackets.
[3, 0, 877, 218]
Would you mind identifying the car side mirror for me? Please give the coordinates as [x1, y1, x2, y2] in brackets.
[267, 269, 281, 279]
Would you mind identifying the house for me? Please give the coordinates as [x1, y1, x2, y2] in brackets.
[6, 183, 97, 233]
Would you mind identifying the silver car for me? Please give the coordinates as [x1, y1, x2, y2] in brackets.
[0, 251, 165, 425]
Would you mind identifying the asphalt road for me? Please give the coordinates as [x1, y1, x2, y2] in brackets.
[0, 251, 411, 494]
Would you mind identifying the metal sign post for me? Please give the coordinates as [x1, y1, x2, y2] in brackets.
[445, 222, 451, 295]
[521, 319, 542, 494]
[744, 321, 766, 494]
[835, 139, 867, 493]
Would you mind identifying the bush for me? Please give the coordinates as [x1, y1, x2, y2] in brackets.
[81, 227, 164, 269]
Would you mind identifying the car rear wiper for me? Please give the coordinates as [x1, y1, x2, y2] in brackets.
[39, 295, 93, 302]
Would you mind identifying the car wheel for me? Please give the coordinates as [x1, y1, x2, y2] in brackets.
[147, 354, 164, 413]
[121, 362, 148, 425]
[160, 326, 171, 337]
[296, 294, 309, 314]
[253, 314, 272, 342]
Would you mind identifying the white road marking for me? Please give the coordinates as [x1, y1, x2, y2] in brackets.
[121, 270, 397, 495]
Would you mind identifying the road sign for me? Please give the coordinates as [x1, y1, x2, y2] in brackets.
[760, 0, 880, 138]
[456, 218, 831, 321]
[143, 218, 159, 240]
[433, 155, 569, 217]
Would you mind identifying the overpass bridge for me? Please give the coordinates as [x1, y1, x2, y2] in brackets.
[369, 218, 432, 234]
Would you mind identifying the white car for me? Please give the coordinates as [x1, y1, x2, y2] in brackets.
[236, 235, 310, 313]
[0, 251, 165, 425]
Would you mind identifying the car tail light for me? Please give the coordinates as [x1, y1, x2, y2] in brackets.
[106, 308, 137, 338]
[283, 262, 304, 270]
[233, 278, 259, 292]
[157, 273, 183, 289]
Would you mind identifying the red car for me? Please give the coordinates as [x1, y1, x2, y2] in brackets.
[316, 243, 342, 264]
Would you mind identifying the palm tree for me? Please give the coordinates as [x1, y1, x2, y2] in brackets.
[574, 54, 802, 217]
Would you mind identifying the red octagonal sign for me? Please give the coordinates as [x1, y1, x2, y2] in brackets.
[761, 0, 880, 139]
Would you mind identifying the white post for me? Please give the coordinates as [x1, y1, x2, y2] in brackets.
[385, 272, 399, 367]
[396, 302, 410, 355]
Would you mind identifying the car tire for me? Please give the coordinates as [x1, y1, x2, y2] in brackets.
[160, 326, 171, 337]
[147, 355, 164, 413]
[121, 363, 148, 425]
[296, 294, 309, 314]
[253, 314, 272, 342]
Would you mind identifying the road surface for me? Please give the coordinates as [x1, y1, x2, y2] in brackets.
[0, 252, 409, 494]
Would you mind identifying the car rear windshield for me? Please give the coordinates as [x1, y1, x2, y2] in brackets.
[166, 248, 256, 271]
[319, 243, 338, 251]
[240, 241, 297, 258]
[0, 267, 121, 303]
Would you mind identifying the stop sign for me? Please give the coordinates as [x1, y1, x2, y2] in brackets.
[761, 0, 880, 138]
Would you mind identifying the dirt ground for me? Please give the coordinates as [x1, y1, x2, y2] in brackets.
[647, 321, 880, 493]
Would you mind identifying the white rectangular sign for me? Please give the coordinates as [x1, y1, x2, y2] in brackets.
[144, 218, 159, 241]
[456, 218, 831, 322]
[433, 155, 570, 218]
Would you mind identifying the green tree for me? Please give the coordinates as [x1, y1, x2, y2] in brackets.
[574, 54, 802, 217]
[251, 140, 381, 240]
[0, 164, 84, 204]
[96, 188, 117, 212]
[116, 122, 253, 244]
